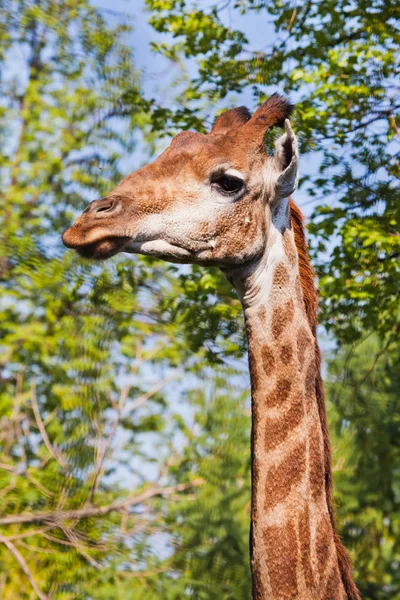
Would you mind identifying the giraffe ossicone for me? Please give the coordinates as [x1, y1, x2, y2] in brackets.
[63, 93, 360, 600]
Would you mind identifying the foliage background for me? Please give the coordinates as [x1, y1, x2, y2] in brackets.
[0, 0, 399, 598]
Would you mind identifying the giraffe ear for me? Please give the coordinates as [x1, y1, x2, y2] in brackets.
[242, 93, 294, 142]
[268, 119, 299, 200]
[210, 106, 251, 135]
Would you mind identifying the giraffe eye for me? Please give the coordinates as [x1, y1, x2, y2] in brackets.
[211, 174, 244, 197]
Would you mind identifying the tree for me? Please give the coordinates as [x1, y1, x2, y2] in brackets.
[0, 2, 201, 597]
[1, 0, 399, 597]
[327, 335, 400, 599]
[145, 0, 400, 344]
[147, 374, 252, 600]
[142, 1, 400, 597]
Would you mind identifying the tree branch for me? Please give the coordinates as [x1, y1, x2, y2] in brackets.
[0, 536, 49, 600]
[31, 383, 69, 470]
[318, 104, 400, 141]
[90, 341, 173, 498]
[0, 480, 204, 527]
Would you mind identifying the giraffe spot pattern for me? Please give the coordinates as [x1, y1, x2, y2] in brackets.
[246, 322, 255, 346]
[261, 345, 275, 377]
[297, 327, 313, 359]
[258, 305, 267, 326]
[309, 420, 325, 500]
[263, 520, 298, 599]
[304, 361, 317, 411]
[264, 396, 304, 452]
[316, 515, 333, 579]
[265, 377, 292, 408]
[299, 505, 316, 590]
[272, 262, 290, 288]
[305, 362, 317, 397]
[252, 462, 260, 523]
[251, 555, 267, 600]
[249, 348, 261, 393]
[272, 299, 294, 339]
[264, 442, 306, 511]
[283, 232, 297, 265]
[325, 565, 343, 600]
[280, 343, 293, 363]
[247, 326, 261, 393]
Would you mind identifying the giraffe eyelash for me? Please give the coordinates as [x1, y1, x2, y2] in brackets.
[210, 172, 246, 198]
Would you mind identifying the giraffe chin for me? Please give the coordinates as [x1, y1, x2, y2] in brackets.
[75, 237, 129, 260]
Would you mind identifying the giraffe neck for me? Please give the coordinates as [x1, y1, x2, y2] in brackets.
[225, 200, 347, 600]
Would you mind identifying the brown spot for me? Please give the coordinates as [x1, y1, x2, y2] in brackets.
[261, 345, 275, 377]
[264, 442, 306, 510]
[305, 362, 316, 397]
[249, 349, 261, 393]
[304, 361, 317, 411]
[266, 377, 292, 408]
[273, 262, 290, 288]
[251, 462, 260, 523]
[258, 305, 267, 326]
[325, 566, 343, 600]
[263, 521, 298, 598]
[247, 325, 262, 394]
[246, 322, 258, 348]
[283, 231, 297, 265]
[309, 422, 325, 500]
[251, 554, 267, 599]
[265, 396, 304, 452]
[280, 343, 293, 363]
[272, 299, 294, 339]
[316, 514, 333, 576]
[297, 327, 313, 358]
[299, 505, 316, 590]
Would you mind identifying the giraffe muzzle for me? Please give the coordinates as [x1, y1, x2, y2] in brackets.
[62, 196, 132, 259]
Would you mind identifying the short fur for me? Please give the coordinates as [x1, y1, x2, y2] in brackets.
[290, 200, 361, 600]
[249, 92, 294, 131]
[211, 106, 252, 135]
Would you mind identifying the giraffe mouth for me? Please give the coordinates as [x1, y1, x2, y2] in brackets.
[62, 225, 131, 260]
[74, 237, 130, 260]
[124, 238, 219, 264]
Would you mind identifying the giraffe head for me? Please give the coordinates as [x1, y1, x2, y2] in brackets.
[62, 94, 299, 265]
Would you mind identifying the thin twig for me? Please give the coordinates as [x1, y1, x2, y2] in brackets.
[31, 384, 69, 470]
[0, 528, 49, 542]
[389, 113, 400, 139]
[0, 479, 204, 526]
[60, 525, 103, 570]
[91, 341, 172, 497]
[0, 536, 49, 600]
[350, 335, 395, 405]
[216, 0, 232, 12]
[129, 373, 179, 412]
[319, 103, 400, 140]
[41, 530, 110, 552]
[287, 8, 297, 31]
[26, 473, 54, 498]
[0, 462, 18, 472]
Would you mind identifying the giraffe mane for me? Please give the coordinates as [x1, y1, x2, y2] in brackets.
[289, 199, 361, 600]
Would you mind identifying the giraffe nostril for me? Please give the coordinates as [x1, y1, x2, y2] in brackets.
[95, 200, 114, 213]
[83, 197, 119, 216]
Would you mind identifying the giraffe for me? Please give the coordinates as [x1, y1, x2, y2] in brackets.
[62, 93, 360, 600]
